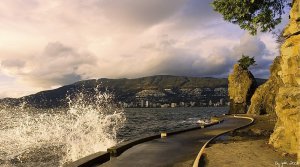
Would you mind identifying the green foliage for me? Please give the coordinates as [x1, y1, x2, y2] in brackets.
[212, 0, 289, 35]
[238, 55, 256, 69]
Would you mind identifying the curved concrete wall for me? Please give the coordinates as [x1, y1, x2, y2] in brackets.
[65, 118, 223, 167]
[192, 115, 254, 167]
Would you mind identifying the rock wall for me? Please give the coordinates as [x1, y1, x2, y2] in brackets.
[247, 57, 283, 115]
[269, 0, 300, 160]
[228, 64, 257, 114]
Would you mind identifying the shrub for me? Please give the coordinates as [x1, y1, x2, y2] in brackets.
[238, 55, 256, 70]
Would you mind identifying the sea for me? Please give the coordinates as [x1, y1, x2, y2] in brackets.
[0, 91, 228, 167]
[118, 107, 227, 141]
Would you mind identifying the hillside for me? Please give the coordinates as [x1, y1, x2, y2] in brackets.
[0, 75, 266, 108]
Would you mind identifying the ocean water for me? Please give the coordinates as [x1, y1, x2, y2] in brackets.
[0, 91, 227, 167]
[118, 107, 228, 141]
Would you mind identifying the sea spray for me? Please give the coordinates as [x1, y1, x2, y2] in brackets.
[0, 88, 125, 166]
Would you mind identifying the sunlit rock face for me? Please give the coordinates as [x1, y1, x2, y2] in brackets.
[248, 57, 283, 115]
[228, 64, 257, 114]
[269, 0, 300, 160]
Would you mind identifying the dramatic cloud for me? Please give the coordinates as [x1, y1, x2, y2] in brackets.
[231, 33, 276, 78]
[1, 42, 97, 87]
[0, 0, 288, 97]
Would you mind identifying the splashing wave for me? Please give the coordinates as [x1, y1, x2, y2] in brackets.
[0, 88, 125, 166]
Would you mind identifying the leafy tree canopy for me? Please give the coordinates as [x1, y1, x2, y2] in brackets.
[212, 0, 289, 35]
[238, 55, 256, 70]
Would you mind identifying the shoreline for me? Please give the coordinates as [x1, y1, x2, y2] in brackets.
[204, 137, 298, 167]
[171, 114, 299, 167]
[202, 114, 299, 167]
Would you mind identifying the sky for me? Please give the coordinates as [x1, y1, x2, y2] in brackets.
[0, 0, 290, 98]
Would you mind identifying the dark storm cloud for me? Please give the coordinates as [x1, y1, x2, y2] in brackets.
[141, 32, 277, 79]
[146, 42, 236, 78]
[152, 53, 235, 77]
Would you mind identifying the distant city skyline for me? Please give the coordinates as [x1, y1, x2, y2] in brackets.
[0, 0, 289, 98]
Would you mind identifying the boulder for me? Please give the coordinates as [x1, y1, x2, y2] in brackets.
[228, 64, 257, 114]
[247, 57, 283, 115]
[269, 0, 300, 160]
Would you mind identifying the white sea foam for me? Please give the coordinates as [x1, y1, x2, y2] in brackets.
[0, 88, 125, 166]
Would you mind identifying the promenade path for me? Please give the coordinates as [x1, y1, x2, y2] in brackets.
[99, 117, 252, 167]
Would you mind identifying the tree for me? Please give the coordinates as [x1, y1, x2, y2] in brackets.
[238, 55, 256, 70]
[211, 0, 290, 35]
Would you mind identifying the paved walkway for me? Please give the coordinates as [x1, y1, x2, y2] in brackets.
[99, 117, 252, 167]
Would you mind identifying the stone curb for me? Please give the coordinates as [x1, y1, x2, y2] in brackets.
[108, 117, 224, 157]
[192, 115, 254, 167]
[64, 152, 110, 167]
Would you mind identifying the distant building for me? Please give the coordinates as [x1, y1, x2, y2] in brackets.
[214, 102, 220, 106]
[123, 102, 128, 108]
[171, 103, 177, 108]
[179, 102, 185, 107]
[128, 102, 134, 108]
[220, 98, 224, 106]
[190, 101, 196, 107]
[214, 88, 228, 96]
[140, 100, 145, 107]
[161, 104, 170, 108]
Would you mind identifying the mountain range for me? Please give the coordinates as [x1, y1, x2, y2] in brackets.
[0, 75, 266, 108]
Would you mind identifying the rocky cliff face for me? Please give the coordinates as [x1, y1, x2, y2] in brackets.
[228, 64, 257, 114]
[247, 57, 283, 115]
[269, 0, 300, 160]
